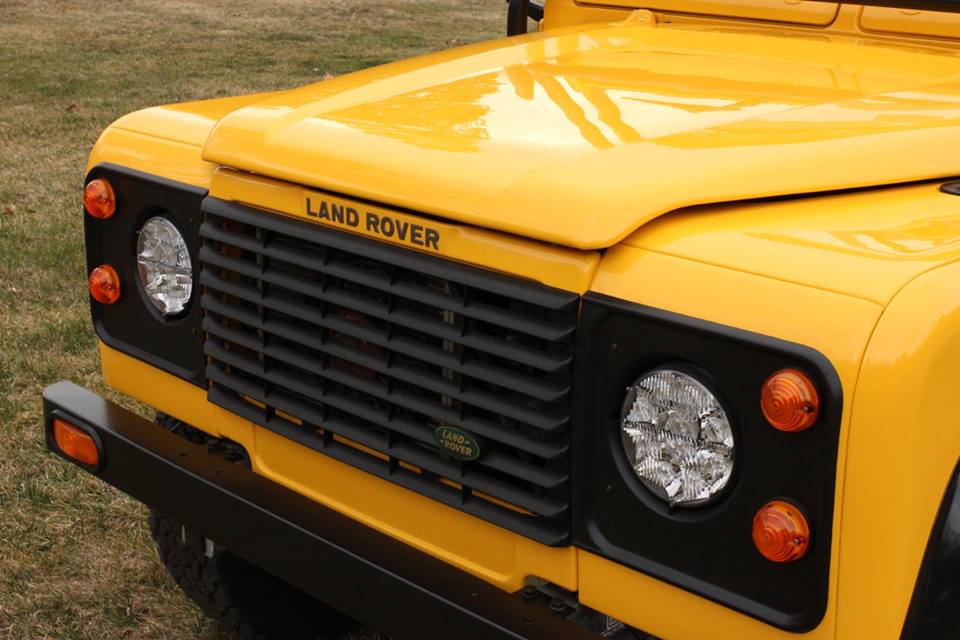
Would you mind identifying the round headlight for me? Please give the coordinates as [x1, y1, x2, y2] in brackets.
[136, 216, 193, 316]
[620, 369, 735, 507]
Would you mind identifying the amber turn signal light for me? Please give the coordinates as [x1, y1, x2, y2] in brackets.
[88, 264, 121, 304]
[52, 419, 100, 467]
[83, 178, 116, 219]
[752, 500, 810, 563]
[761, 369, 820, 432]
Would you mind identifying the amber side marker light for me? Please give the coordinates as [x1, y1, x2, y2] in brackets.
[752, 500, 811, 563]
[83, 178, 116, 219]
[88, 265, 121, 304]
[761, 368, 820, 432]
[52, 418, 100, 467]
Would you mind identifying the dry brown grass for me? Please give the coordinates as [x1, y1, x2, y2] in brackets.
[0, 2, 502, 637]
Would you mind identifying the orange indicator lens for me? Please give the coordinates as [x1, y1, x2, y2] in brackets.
[88, 265, 121, 304]
[52, 419, 100, 467]
[761, 369, 820, 432]
[752, 500, 811, 563]
[83, 178, 116, 219]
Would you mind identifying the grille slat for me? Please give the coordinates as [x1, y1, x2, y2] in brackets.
[205, 316, 567, 431]
[202, 293, 570, 403]
[201, 269, 572, 373]
[200, 198, 577, 545]
[199, 237, 574, 341]
[203, 329, 568, 460]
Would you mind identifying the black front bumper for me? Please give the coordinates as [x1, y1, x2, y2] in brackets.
[42, 381, 604, 640]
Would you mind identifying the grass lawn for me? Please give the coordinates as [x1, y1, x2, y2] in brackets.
[0, 2, 502, 637]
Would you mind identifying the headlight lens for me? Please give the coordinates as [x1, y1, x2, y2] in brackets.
[136, 216, 193, 316]
[621, 369, 735, 507]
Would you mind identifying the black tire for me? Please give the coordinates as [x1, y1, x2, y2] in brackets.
[149, 510, 355, 640]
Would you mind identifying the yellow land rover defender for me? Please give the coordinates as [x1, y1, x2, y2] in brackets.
[42, 0, 960, 638]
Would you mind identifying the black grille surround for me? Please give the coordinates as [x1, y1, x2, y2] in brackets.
[199, 198, 578, 546]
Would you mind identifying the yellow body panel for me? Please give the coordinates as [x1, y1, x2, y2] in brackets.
[83, 3, 960, 637]
[837, 260, 960, 638]
[87, 127, 215, 189]
[201, 10, 960, 249]
[625, 181, 960, 305]
[86, 93, 276, 184]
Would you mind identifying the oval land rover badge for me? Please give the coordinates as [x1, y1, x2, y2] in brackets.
[433, 426, 481, 461]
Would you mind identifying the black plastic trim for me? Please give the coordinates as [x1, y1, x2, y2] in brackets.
[940, 181, 960, 196]
[41, 381, 605, 640]
[901, 458, 960, 640]
[573, 293, 843, 631]
[507, 0, 545, 35]
[84, 164, 207, 386]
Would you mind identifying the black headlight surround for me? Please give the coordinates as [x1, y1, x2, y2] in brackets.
[84, 163, 206, 386]
[573, 293, 843, 632]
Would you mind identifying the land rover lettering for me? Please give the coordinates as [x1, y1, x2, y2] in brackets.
[305, 195, 440, 250]
[365, 212, 440, 250]
[306, 197, 361, 227]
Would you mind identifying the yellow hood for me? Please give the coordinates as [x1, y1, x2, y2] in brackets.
[202, 18, 960, 250]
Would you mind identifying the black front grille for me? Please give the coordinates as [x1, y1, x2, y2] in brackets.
[198, 198, 578, 545]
